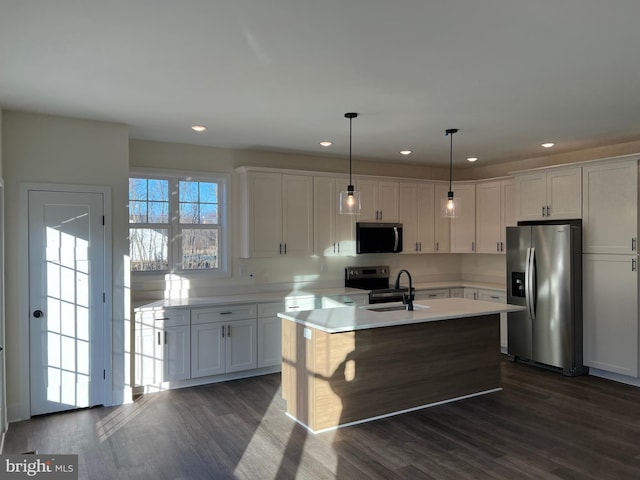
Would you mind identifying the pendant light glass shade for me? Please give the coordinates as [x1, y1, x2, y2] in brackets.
[340, 112, 361, 215]
[442, 128, 460, 218]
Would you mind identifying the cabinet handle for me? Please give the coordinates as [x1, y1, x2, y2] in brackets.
[219, 311, 232, 315]
[279, 243, 282, 255]
[500, 242, 504, 252]
[633, 258, 637, 272]
[633, 238, 637, 252]
[157, 332, 161, 345]
[227, 324, 231, 337]
[164, 332, 167, 345]
[497, 242, 500, 252]
[415, 242, 419, 252]
[546, 205, 551, 216]
[541, 206, 545, 217]
[436, 242, 439, 252]
[380, 211, 383, 221]
[472, 241, 475, 252]
[419, 242, 422, 252]
[337, 243, 340, 253]
[284, 243, 287, 254]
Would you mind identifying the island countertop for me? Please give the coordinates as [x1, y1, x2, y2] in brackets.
[277, 297, 525, 333]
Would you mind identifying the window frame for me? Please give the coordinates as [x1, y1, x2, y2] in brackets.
[129, 168, 230, 277]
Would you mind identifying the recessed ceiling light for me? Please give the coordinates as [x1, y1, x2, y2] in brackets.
[400, 150, 413, 156]
[319, 141, 333, 147]
[191, 125, 207, 132]
[541, 142, 555, 148]
[467, 157, 478, 162]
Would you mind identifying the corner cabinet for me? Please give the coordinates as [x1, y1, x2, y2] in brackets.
[237, 169, 313, 258]
[515, 167, 582, 221]
[313, 176, 355, 256]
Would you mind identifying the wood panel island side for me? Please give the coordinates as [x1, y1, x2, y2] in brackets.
[279, 298, 524, 433]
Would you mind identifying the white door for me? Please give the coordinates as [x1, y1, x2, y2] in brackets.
[29, 190, 105, 416]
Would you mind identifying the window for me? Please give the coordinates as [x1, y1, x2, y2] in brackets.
[129, 172, 229, 274]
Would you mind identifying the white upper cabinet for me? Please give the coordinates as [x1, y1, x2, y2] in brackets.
[313, 176, 355, 256]
[582, 159, 638, 255]
[399, 182, 435, 254]
[515, 167, 582, 221]
[434, 183, 451, 253]
[450, 183, 476, 253]
[476, 178, 515, 254]
[357, 178, 399, 222]
[238, 170, 313, 258]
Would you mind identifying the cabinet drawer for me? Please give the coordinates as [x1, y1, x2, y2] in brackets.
[258, 302, 286, 318]
[136, 308, 190, 328]
[478, 290, 506, 303]
[191, 304, 257, 325]
[416, 289, 450, 300]
[283, 297, 319, 312]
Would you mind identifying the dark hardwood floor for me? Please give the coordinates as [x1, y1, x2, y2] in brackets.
[4, 358, 640, 479]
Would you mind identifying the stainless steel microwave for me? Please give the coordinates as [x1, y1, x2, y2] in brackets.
[356, 222, 403, 254]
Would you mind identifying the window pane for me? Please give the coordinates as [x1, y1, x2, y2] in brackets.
[129, 228, 169, 271]
[129, 201, 147, 223]
[148, 179, 169, 201]
[200, 182, 218, 203]
[200, 204, 218, 224]
[129, 178, 147, 200]
[179, 181, 198, 202]
[179, 202, 199, 224]
[148, 201, 169, 223]
[181, 228, 218, 269]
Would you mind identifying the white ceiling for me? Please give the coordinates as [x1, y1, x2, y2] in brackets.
[2, 1, 640, 167]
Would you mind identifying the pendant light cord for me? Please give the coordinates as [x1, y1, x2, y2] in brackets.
[349, 115, 353, 185]
[448, 131, 453, 192]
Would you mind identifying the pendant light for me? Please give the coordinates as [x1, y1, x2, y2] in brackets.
[442, 128, 460, 218]
[340, 112, 362, 215]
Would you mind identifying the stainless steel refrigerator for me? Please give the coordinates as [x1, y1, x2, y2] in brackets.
[506, 222, 587, 376]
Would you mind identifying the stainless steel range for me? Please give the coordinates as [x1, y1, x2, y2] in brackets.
[345, 265, 413, 304]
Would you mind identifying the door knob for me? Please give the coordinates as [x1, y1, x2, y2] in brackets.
[33, 310, 44, 318]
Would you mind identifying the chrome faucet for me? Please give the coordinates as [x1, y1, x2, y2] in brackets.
[394, 269, 414, 311]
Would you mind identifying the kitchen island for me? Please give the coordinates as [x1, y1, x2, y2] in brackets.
[279, 298, 524, 433]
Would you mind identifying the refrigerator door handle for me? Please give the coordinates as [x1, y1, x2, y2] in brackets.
[528, 247, 537, 320]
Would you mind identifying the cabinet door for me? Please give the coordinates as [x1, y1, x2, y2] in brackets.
[314, 177, 337, 256]
[247, 172, 282, 257]
[378, 181, 399, 222]
[335, 178, 356, 255]
[583, 254, 638, 377]
[464, 288, 478, 300]
[415, 289, 450, 300]
[583, 160, 638, 254]
[547, 168, 582, 219]
[434, 183, 450, 253]
[163, 325, 191, 382]
[399, 183, 419, 254]
[450, 184, 476, 253]
[134, 326, 163, 386]
[500, 179, 516, 249]
[475, 181, 502, 254]
[282, 174, 313, 256]
[416, 183, 435, 253]
[226, 318, 258, 373]
[515, 172, 547, 221]
[356, 179, 379, 221]
[258, 316, 282, 368]
[191, 322, 225, 378]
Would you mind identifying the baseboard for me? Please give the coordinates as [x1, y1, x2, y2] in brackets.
[589, 367, 640, 388]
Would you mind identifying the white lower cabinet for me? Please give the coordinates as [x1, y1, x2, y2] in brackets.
[191, 306, 258, 378]
[583, 254, 639, 377]
[134, 308, 190, 386]
[257, 302, 285, 368]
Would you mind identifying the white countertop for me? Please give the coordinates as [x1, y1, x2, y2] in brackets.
[134, 282, 506, 311]
[277, 297, 524, 333]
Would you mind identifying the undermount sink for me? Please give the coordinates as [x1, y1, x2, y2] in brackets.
[364, 303, 430, 313]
